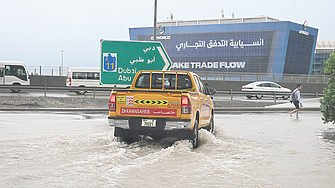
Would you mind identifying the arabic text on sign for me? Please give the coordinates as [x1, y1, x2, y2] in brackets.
[176, 39, 265, 51]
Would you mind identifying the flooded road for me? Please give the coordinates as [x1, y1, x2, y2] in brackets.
[0, 112, 334, 187]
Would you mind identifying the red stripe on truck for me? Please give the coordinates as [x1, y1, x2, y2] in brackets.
[120, 107, 177, 116]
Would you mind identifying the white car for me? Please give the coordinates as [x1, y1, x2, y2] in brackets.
[241, 81, 291, 99]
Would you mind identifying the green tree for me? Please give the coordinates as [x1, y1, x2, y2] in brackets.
[320, 50, 335, 124]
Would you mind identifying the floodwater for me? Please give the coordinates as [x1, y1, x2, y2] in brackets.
[0, 112, 334, 188]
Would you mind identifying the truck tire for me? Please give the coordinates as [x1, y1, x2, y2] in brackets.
[150, 132, 165, 140]
[191, 119, 199, 149]
[205, 114, 215, 134]
[114, 127, 139, 144]
[118, 135, 139, 144]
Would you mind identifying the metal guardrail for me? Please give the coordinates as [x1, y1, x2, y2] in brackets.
[194, 70, 331, 83]
[216, 90, 323, 102]
[0, 85, 115, 98]
[0, 85, 323, 102]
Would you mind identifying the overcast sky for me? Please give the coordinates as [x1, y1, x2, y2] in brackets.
[1, 0, 333, 69]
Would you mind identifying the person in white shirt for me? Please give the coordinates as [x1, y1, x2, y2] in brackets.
[289, 84, 302, 118]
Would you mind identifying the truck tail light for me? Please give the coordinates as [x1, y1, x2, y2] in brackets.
[181, 96, 191, 114]
[109, 94, 116, 111]
[69, 77, 71, 86]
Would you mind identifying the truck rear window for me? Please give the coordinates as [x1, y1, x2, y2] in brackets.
[135, 73, 150, 88]
[177, 74, 192, 89]
[135, 72, 192, 90]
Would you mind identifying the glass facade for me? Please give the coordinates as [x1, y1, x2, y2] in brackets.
[129, 17, 318, 76]
[313, 49, 334, 74]
[284, 30, 315, 74]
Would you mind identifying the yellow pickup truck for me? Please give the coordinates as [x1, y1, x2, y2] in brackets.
[108, 70, 216, 148]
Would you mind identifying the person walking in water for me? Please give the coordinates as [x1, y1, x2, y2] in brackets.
[289, 84, 303, 118]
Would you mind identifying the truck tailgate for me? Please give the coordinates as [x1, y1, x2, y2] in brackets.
[115, 91, 182, 119]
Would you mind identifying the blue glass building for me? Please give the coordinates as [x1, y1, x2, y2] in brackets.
[313, 41, 335, 74]
[129, 16, 318, 76]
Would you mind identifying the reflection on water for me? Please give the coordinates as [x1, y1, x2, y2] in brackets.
[0, 112, 334, 187]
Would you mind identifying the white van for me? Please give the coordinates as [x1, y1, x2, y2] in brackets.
[66, 67, 100, 95]
[0, 61, 30, 93]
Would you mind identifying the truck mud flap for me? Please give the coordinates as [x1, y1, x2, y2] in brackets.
[114, 127, 195, 140]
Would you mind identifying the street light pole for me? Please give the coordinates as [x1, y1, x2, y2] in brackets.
[61, 49, 65, 76]
[153, 0, 157, 41]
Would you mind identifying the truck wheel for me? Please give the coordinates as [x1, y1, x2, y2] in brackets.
[206, 115, 215, 134]
[150, 132, 165, 140]
[204, 114, 215, 134]
[114, 127, 139, 144]
[191, 119, 199, 149]
[118, 135, 139, 144]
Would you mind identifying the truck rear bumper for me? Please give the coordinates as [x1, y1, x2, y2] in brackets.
[165, 120, 192, 130]
[108, 117, 192, 130]
[108, 118, 130, 129]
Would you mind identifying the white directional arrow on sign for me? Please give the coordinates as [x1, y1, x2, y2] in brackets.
[157, 46, 171, 71]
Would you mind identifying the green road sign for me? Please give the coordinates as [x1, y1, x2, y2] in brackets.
[100, 40, 172, 85]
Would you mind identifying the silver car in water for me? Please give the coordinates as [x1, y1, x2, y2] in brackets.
[241, 81, 291, 99]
